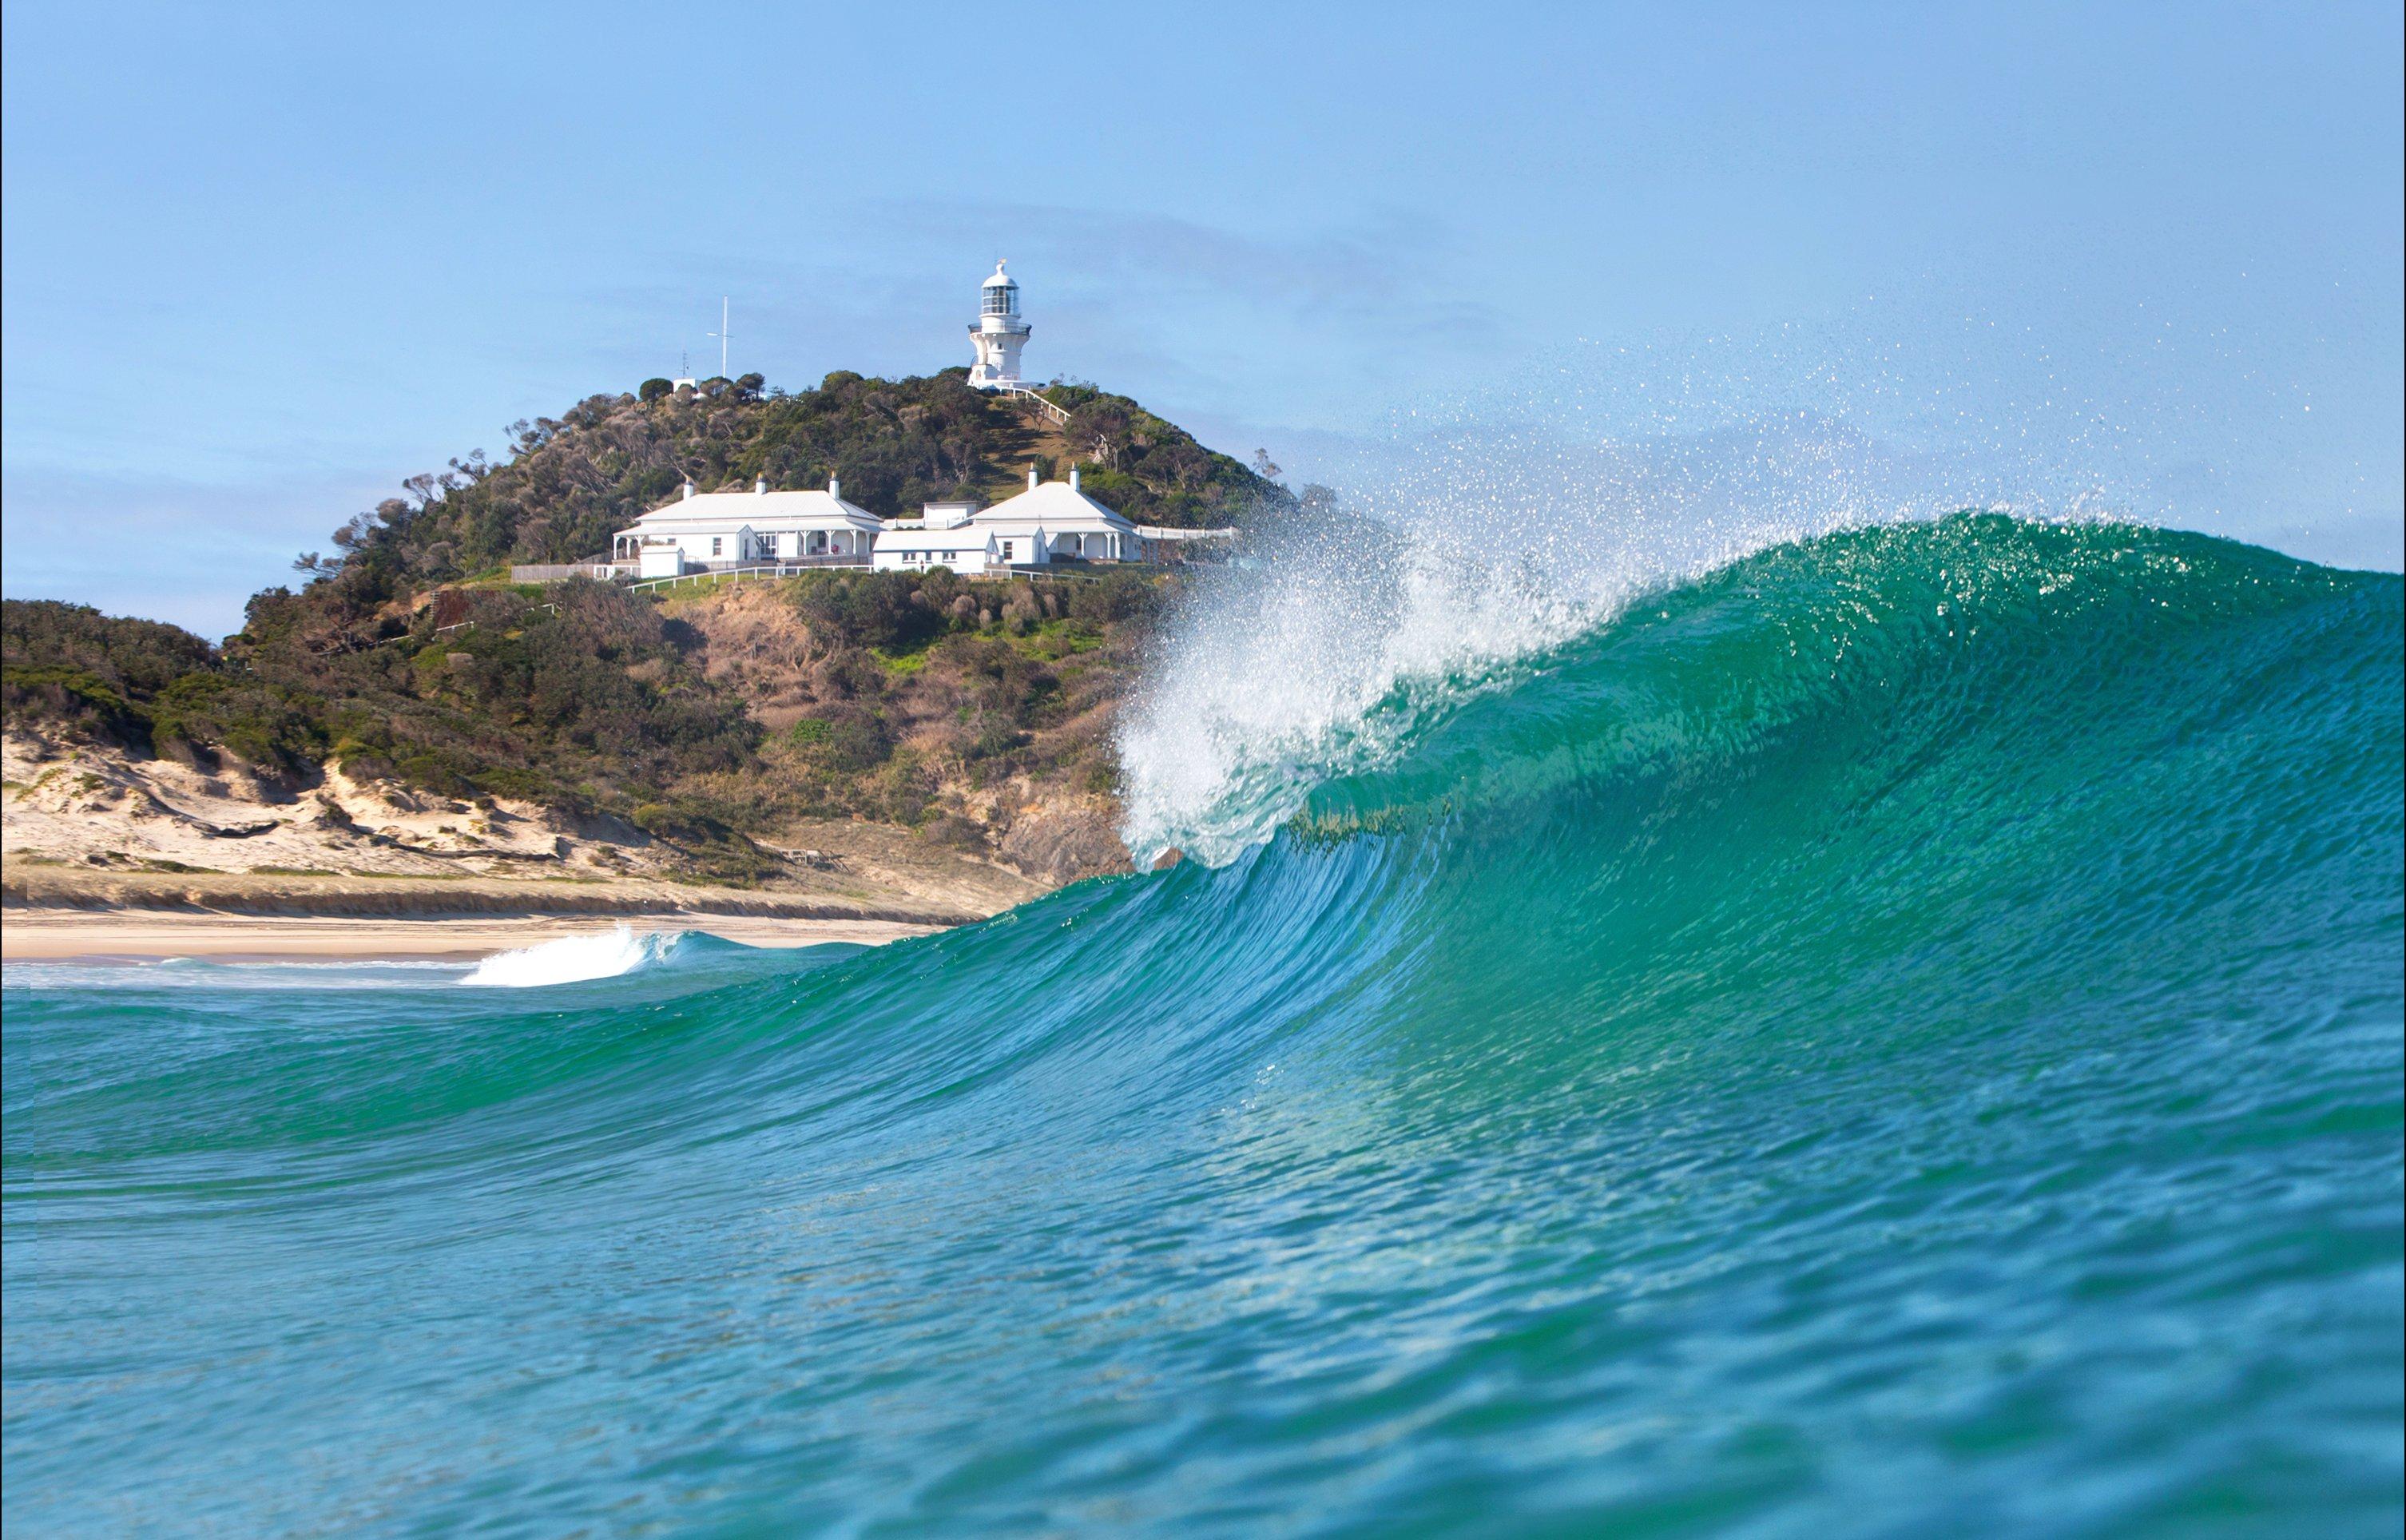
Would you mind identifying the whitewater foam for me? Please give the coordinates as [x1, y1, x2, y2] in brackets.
[1111, 476, 1877, 867]
[460, 924, 683, 988]
[1114, 531, 1596, 867]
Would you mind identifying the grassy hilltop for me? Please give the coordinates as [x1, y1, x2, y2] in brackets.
[3, 373, 1289, 887]
[304, 369, 1282, 585]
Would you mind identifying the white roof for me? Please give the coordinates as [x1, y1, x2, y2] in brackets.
[983, 260, 1017, 288]
[877, 528, 997, 553]
[974, 479, 1134, 534]
[629, 487, 881, 533]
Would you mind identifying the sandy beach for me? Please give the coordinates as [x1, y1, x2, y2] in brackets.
[0, 771, 1046, 962]
[0, 843, 1002, 963]
[0, 907, 942, 962]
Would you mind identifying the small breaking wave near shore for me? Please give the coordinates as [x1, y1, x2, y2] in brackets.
[458, 923, 695, 988]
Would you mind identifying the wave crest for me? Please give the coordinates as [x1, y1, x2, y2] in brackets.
[1114, 526, 1610, 867]
[459, 924, 688, 988]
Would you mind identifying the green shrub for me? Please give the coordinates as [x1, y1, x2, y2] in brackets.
[470, 765, 555, 802]
[0, 663, 145, 744]
[147, 673, 329, 774]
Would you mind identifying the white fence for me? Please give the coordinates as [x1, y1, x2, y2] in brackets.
[625, 561, 871, 593]
[998, 383, 1071, 425]
[508, 562, 628, 582]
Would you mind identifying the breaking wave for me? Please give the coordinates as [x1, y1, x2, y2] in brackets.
[456, 923, 696, 988]
[6, 514, 2400, 1535]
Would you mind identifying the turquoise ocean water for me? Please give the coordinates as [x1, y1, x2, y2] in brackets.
[5, 517, 2401, 1534]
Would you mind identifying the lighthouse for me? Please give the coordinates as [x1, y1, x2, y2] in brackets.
[967, 260, 1031, 390]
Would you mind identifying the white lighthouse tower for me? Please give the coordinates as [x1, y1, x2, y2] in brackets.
[967, 260, 1031, 390]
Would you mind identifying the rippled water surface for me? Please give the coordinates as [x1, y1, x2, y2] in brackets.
[6, 519, 2400, 1535]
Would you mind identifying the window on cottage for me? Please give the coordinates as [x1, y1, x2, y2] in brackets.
[711, 538, 722, 555]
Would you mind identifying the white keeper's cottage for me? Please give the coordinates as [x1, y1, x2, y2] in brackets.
[964, 465, 1141, 566]
[870, 467, 1143, 574]
[613, 477, 881, 579]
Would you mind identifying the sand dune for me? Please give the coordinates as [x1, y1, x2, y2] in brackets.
[5, 730, 1050, 960]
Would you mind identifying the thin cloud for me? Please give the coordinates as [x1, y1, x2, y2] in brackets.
[585, 203, 1518, 417]
[868, 200, 1509, 341]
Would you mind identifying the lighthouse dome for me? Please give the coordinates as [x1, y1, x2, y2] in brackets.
[979, 260, 1022, 320]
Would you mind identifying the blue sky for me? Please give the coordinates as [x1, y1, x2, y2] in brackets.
[4, 2, 2400, 633]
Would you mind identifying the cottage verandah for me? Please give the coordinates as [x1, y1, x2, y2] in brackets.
[607, 478, 881, 579]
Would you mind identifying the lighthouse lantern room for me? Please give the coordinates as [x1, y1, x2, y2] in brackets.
[967, 260, 1031, 389]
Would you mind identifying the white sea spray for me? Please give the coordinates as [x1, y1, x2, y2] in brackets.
[460, 923, 684, 988]
[1115, 426, 1889, 867]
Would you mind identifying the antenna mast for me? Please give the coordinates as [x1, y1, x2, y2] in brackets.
[709, 297, 732, 379]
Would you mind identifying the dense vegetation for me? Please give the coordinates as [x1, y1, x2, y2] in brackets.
[2, 600, 335, 772]
[5, 563, 1166, 876]
[6, 585, 750, 798]
[301, 369, 1283, 593]
[671, 566, 1165, 842]
[4, 371, 1261, 877]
